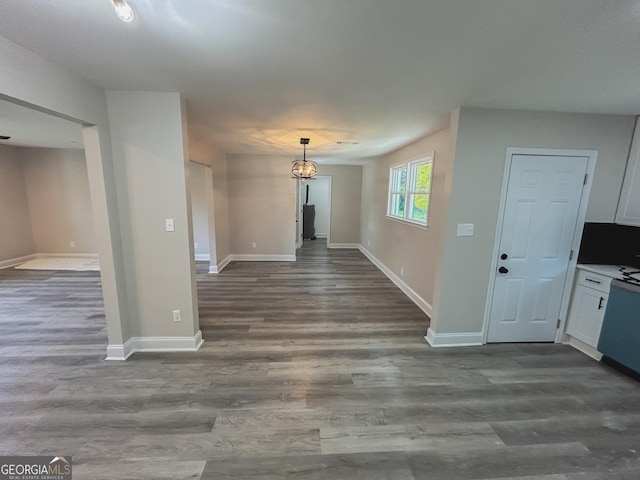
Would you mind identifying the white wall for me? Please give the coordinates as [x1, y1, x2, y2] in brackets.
[210, 153, 230, 266]
[20, 148, 96, 254]
[106, 91, 199, 339]
[0, 34, 131, 346]
[227, 154, 296, 257]
[317, 165, 362, 245]
[360, 127, 453, 310]
[189, 161, 211, 260]
[0, 145, 35, 262]
[187, 138, 229, 269]
[431, 107, 636, 336]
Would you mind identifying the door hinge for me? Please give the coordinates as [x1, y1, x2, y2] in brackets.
[583, 173, 588, 185]
[569, 249, 574, 261]
[557, 319, 561, 329]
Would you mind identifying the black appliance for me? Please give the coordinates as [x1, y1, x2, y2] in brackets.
[302, 184, 316, 240]
[578, 223, 640, 268]
[598, 279, 640, 376]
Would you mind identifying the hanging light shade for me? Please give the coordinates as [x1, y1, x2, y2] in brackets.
[291, 138, 317, 179]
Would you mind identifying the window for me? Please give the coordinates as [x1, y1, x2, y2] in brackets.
[388, 165, 407, 218]
[387, 154, 433, 226]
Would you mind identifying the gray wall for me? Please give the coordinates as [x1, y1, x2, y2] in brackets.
[317, 165, 363, 245]
[360, 127, 453, 308]
[0, 145, 35, 261]
[227, 154, 296, 256]
[431, 107, 636, 335]
[20, 148, 96, 254]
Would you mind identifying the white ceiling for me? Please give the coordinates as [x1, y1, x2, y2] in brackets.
[1, 0, 639, 160]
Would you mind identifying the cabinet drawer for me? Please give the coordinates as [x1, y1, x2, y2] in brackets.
[576, 269, 612, 293]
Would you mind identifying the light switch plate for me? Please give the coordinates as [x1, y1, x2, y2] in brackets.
[165, 218, 175, 232]
[457, 223, 474, 237]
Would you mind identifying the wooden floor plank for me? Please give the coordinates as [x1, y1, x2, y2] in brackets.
[1, 240, 639, 479]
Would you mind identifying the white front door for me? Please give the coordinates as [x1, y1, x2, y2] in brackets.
[487, 154, 589, 343]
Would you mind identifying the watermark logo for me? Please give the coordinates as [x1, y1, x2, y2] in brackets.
[0, 456, 72, 480]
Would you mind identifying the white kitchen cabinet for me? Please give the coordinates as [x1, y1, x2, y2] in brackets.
[565, 269, 611, 359]
[616, 117, 640, 226]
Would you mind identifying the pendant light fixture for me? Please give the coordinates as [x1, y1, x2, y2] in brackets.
[291, 138, 317, 179]
[113, 0, 135, 23]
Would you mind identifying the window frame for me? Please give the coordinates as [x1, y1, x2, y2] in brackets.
[387, 164, 408, 220]
[386, 153, 434, 227]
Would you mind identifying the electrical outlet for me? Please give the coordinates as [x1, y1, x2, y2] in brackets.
[165, 218, 175, 232]
[400, 267, 404, 276]
[172, 310, 181, 322]
[70, 241, 75, 248]
[252, 242, 256, 249]
[194, 242, 199, 249]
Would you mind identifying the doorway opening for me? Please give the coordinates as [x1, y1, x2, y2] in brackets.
[0, 98, 108, 358]
[297, 176, 332, 250]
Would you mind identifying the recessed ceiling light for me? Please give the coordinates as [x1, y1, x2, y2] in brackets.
[113, 0, 135, 23]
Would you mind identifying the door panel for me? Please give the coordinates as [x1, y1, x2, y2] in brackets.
[501, 278, 524, 322]
[487, 154, 588, 343]
[511, 201, 534, 259]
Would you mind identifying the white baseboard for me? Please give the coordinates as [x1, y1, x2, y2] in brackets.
[327, 243, 360, 249]
[194, 254, 211, 261]
[565, 335, 603, 361]
[425, 328, 483, 347]
[37, 253, 98, 259]
[209, 254, 295, 273]
[105, 342, 131, 360]
[106, 330, 204, 360]
[209, 255, 231, 274]
[0, 254, 37, 270]
[229, 254, 296, 262]
[358, 245, 432, 317]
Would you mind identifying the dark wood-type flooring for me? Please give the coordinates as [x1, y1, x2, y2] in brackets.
[1, 240, 640, 479]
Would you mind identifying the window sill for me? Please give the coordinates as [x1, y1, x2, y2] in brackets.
[386, 215, 429, 230]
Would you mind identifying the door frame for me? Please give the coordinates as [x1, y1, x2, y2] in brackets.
[296, 178, 301, 249]
[482, 147, 598, 344]
[297, 176, 332, 247]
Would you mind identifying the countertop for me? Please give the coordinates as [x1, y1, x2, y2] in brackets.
[577, 263, 638, 280]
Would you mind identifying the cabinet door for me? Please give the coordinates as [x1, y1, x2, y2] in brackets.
[616, 118, 640, 226]
[566, 284, 608, 348]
